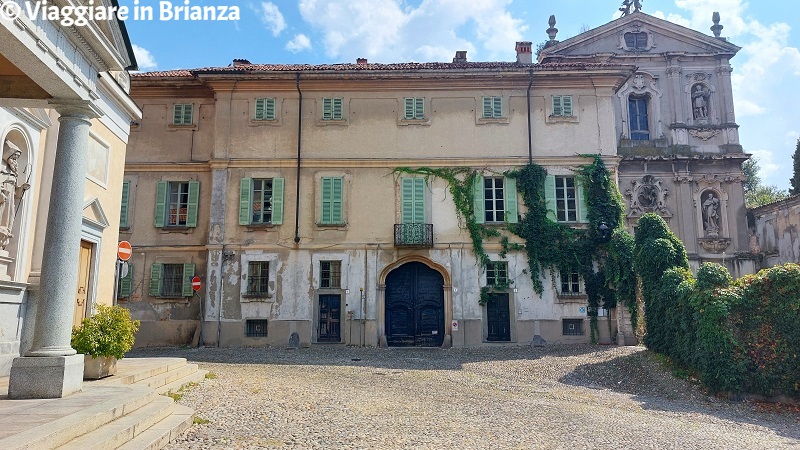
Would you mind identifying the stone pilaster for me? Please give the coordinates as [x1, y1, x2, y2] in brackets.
[8, 102, 97, 399]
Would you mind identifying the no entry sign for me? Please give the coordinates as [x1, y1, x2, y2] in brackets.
[117, 241, 132, 261]
[191, 276, 202, 291]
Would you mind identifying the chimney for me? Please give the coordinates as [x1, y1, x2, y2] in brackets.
[452, 50, 467, 63]
[232, 59, 251, 66]
[515, 41, 532, 64]
[356, 58, 368, 65]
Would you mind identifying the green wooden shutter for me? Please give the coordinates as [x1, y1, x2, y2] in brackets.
[271, 177, 284, 224]
[552, 96, 563, 116]
[173, 104, 183, 124]
[504, 176, 518, 224]
[414, 97, 424, 119]
[412, 178, 425, 223]
[320, 177, 343, 224]
[120, 181, 130, 228]
[323, 98, 332, 120]
[333, 98, 343, 120]
[119, 264, 133, 298]
[154, 181, 167, 227]
[149, 263, 162, 297]
[563, 96, 573, 116]
[182, 263, 195, 297]
[576, 176, 589, 223]
[401, 178, 413, 224]
[185, 181, 200, 227]
[483, 97, 493, 118]
[255, 98, 266, 120]
[544, 174, 557, 221]
[492, 96, 502, 118]
[266, 98, 276, 119]
[183, 104, 193, 125]
[239, 178, 252, 225]
[332, 177, 343, 223]
[473, 175, 485, 224]
[404, 98, 414, 119]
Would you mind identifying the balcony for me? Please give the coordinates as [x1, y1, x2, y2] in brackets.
[394, 223, 433, 248]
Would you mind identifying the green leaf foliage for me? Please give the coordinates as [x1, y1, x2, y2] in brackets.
[71, 304, 141, 359]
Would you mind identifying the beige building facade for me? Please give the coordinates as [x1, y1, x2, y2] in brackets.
[123, 11, 754, 349]
[0, 0, 140, 396]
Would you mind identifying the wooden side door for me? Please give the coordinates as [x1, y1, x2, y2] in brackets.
[73, 240, 93, 328]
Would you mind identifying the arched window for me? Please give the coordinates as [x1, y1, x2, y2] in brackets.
[628, 95, 650, 140]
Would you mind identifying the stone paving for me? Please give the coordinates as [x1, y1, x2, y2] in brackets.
[128, 345, 800, 449]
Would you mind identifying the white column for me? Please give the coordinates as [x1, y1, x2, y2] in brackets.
[8, 102, 96, 399]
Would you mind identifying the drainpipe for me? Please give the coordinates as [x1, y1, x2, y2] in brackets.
[294, 74, 302, 244]
[526, 69, 534, 164]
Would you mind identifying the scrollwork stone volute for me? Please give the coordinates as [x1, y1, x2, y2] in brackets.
[625, 175, 671, 218]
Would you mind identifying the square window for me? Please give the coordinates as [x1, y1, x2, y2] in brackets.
[320, 261, 341, 289]
[167, 181, 190, 226]
[560, 270, 582, 295]
[482, 96, 502, 118]
[483, 177, 505, 223]
[562, 319, 584, 336]
[254, 98, 276, 121]
[552, 95, 573, 117]
[404, 97, 425, 120]
[624, 32, 648, 50]
[160, 264, 184, 297]
[173, 104, 193, 125]
[246, 319, 268, 337]
[322, 98, 343, 120]
[486, 261, 508, 287]
[246, 261, 270, 296]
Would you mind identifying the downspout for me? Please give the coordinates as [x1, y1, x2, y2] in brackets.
[526, 69, 534, 164]
[294, 74, 302, 244]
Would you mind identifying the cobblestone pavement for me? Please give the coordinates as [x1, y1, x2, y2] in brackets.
[129, 345, 800, 449]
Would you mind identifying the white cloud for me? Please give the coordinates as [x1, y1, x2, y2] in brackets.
[297, 0, 526, 62]
[132, 44, 157, 71]
[259, 2, 286, 37]
[286, 34, 312, 53]
[750, 149, 780, 178]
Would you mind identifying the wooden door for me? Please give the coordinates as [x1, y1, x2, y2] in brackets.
[486, 293, 511, 341]
[318, 294, 341, 342]
[385, 262, 444, 347]
[73, 240, 92, 328]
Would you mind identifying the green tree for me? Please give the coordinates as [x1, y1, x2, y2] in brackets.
[743, 157, 788, 208]
[742, 157, 760, 195]
[790, 138, 800, 195]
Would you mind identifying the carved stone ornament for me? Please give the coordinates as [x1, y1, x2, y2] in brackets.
[698, 237, 731, 254]
[689, 128, 720, 141]
[632, 74, 646, 90]
[625, 175, 671, 218]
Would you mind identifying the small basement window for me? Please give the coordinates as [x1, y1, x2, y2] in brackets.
[562, 319, 584, 336]
[246, 319, 268, 337]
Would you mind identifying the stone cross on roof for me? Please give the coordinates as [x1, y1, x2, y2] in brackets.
[619, 0, 643, 17]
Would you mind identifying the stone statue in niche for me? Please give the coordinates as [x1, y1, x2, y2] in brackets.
[701, 191, 720, 237]
[691, 83, 710, 120]
[0, 141, 30, 250]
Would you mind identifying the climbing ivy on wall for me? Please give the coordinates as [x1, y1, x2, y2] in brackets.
[395, 155, 636, 342]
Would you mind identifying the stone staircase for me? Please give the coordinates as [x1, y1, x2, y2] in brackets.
[0, 357, 207, 449]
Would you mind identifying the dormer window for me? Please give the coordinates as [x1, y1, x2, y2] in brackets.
[624, 32, 648, 50]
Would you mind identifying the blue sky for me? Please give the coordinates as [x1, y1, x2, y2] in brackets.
[123, 0, 800, 190]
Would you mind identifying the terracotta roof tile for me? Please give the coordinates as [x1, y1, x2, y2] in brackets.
[131, 61, 628, 78]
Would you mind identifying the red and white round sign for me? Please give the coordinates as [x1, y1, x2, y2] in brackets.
[117, 241, 132, 261]
[191, 276, 202, 291]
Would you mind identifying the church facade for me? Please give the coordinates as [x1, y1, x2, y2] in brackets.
[121, 11, 752, 349]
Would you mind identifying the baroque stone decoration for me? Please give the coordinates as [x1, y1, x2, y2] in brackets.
[625, 175, 671, 218]
[0, 140, 30, 250]
[698, 237, 731, 253]
[689, 128, 721, 140]
[700, 190, 721, 237]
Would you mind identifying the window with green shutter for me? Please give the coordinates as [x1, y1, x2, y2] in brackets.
[474, 176, 518, 224]
[401, 178, 426, 223]
[320, 177, 344, 225]
[254, 98, 276, 121]
[239, 178, 284, 225]
[154, 181, 198, 228]
[552, 95, 573, 117]
[482, 96, 502, 118]
[545, 175, 588, 223]
[117, 264, 133, 298]
[173, 103, 193, 125]
[404, 97, 425, 120]
[322, 97, 343, 120]
[120, 181, 130, 228]
[150, 263, 194, 298]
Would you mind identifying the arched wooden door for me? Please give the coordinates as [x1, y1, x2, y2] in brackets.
[385, 262, 444, 347]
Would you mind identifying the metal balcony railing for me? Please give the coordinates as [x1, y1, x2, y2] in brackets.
[394, 223, 433, 247]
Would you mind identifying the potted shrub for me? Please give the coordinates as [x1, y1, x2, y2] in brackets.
[71, 304, 140, 379]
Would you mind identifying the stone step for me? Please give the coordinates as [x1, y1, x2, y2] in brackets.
[115, 405, 195, 450]
[0, 385, 157, 450]
[58, 396, 176, 450]
[92, 358, 188, 387]
[134, 363, 200, 391]
[154, 369, 209, 396]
